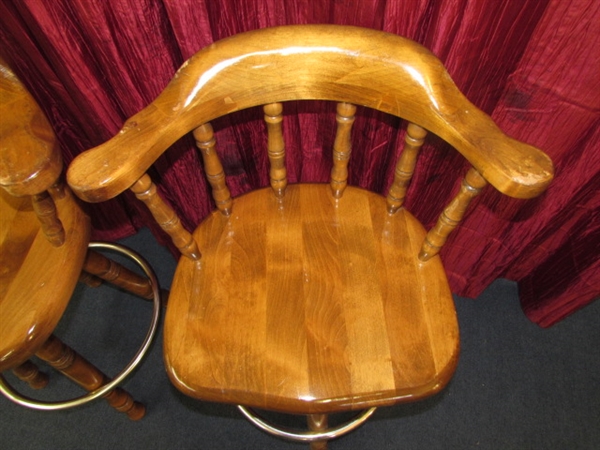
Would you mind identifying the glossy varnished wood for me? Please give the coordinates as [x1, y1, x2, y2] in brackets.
[0, 183, 90, 371]
[12, 360, 49, 390]
[194, 123, 232, 215]
[0, 59, 91, 371]
[308, 414, 328, 450]
[68, 25, 553, 203]
[0, 180, 149, 418]
[0, 61, 62, 197]
[420, 167, 487, 261]
[1, 60, 149, 420]
[330, 102, 356, 198]
[264, 103, 287, 197]
[64, 25, 554, 438]
[82, 250, 154, 300]
[164, 184, 459, 414]
[130, 173, 201, 260]
[31, 188, 65, 246]
[36, 335, 145, 420]
[386, 123, 427, 214]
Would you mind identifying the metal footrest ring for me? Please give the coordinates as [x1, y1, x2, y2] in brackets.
[237, 405, 377, 443]
[0, 242, 161, 411]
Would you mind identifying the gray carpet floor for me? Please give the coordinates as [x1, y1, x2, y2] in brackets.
[1, 228, 598, 449]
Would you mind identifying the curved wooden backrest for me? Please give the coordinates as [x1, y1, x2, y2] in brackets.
[0, 59, 66, 247]
[68, 25, 553, 205]
[0, 60, 90, 370]
[0, 60, 62, 198]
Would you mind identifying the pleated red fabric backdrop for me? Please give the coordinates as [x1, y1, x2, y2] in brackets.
[1, 0, 598, 326]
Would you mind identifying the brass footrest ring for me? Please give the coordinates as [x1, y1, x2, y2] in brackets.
[0, 242, 161, 411]
[237, 405, 377, 443]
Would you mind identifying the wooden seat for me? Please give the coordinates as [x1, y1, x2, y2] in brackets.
[167, 183, 458, 414]
[67, 25, 553, 447]
[0, 59, 161, 419]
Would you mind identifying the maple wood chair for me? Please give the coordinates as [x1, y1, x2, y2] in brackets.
[0, 60, 161, 420]
[67, 25, 553, 447]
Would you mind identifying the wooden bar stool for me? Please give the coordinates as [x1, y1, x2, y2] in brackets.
[0, 59, 161, 419]
[68, 25, 553, 446]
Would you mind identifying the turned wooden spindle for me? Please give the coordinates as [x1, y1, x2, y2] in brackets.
[11, 360, 49, 390]
[31, 190, 65, 247]
[264, 103, 287, 198]
[308, 414, 329, 450]
[48, 179, 66, 200]
[193, 123, 232, 215]
[419, 167, 487, 261]
[82, 250, 154, 299]
[386, 123, 428, 214]
[35, 335, 146, 420]
[330, 102, 357, 198]
[130, 173, 201, 261]
[79, 271, 103, 288]
[62, 27, 556, 447]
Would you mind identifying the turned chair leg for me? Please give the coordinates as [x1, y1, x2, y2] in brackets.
[78, 270, 103, 288]
[83, 248, 169, 306]
[308, 414, 329, 450]
[83, 249, 155, 300]
[11, 360, 49, 390]
[35, 335, 146, 420]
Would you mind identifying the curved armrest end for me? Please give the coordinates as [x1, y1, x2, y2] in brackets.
[67, 140, 145, 203]
[67, 105, 182, 203]
[464, 126, 554, 199]
[434, 104, 554, 199]
[67, 25, 555, 203]
[485, 138, 554, 199]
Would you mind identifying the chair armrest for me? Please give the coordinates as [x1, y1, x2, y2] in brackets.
[0, 61, 62, 197]
[67, 25, 553, 203]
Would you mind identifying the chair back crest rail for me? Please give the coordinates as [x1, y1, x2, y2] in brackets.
[67, 25, 554, 262]
[1, 59, 67, 247]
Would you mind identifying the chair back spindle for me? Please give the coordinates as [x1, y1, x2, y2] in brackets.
[330, 102, 357, 198]
[65, 25, 555, 447]
[48, 180, 66, 200]
[32, 189, 65, 246]
[419, 167, 487, 261]
[264, 103, 288, 198]
[130, 173, 201, 261]
[193, 123, 232, 216]
[386, 123, 427, 214]
[1, 57, 161, 421]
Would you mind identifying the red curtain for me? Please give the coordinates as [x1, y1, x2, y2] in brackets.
[1, 0, 598, 327]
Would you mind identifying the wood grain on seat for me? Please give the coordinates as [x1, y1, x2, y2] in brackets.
[165, 184, 458, 414]
[66, 25, 554, 445]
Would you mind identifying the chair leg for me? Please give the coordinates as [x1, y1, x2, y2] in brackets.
[78, 270, 103, 288]
[35, 335, 146, 420]
[308, 414, 329, 450]
[11, 360, 49, 390]
[83, 249, 154, 300]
